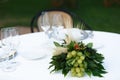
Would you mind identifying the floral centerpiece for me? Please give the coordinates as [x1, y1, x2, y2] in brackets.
[49, 35, 107, 78]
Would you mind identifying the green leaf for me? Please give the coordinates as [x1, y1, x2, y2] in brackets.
[87, 43, 93, 48]
[86, 69, 92, 77]
[94, 53, 104, 62]
[49, 53, 67, 73]
[62, 64, 72, 76]
[67, 41, 75, 51]
[54, 42, 61, 47]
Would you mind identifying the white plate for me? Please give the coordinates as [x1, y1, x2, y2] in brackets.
[17, 32, 53, 60]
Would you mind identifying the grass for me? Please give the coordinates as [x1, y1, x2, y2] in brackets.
[0, 0, 120, 33]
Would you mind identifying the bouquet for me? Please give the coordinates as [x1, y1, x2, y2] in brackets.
[49, 35, 107, 78]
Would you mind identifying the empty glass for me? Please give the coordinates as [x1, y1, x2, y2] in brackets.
[51, 14, 65, 41]
[0, 27, 20, 72]
[39, 12, 51, 38]
[75, 23, 89, 41]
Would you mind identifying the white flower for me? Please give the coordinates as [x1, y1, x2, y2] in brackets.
[53, 47, 68, 56]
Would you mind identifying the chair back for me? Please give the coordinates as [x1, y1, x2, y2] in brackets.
[30, 8, 92, 34]
[30, 8, 73, 32]
[37, 11, 73, 31]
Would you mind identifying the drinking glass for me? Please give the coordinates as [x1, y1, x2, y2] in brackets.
[76, 23, 89, 41]
[51, 14, 65, 41]
[0, 27, 20, 72]
[76, 24, 103, 49]
[39, 12, 51, 38]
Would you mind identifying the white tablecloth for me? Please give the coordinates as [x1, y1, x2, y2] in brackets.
[0, 31, 120, 80]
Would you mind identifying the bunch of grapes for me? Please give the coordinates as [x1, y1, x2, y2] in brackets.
[66, 50, 87, 77]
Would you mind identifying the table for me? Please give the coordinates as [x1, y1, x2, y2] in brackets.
[0, 31, 120, 80]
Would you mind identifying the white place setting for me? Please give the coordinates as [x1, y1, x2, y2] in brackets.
[0, 27, 120, 80]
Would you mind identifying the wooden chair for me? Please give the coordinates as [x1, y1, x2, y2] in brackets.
[37, 10, 73, 32]
[30, 8, 92, 33]
[30, 8, 74, 32]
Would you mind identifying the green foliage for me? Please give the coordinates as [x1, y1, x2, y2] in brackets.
[67, 41, 75, 51]
[49, 53, 72, 76]
[86, 43, 93, 48]
[49, 41, 107, 77]
[54, 42, 61, 47]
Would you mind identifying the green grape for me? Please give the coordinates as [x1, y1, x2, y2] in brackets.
[71, 68, 75, 73]
[67, 53, 72, 59]
[69, 50, 86, 78]
[71, 72, 76, 77]
[71, 50, 77, 57]
[79, 63, 84, 68]
[77, 72, 84, 77]
[80, 55, 85, 60]
[75, 67, 81, 73]
[77, 59, 82, 64]
[80, 67, 85, 72]
[71, 67, 77, 76]
[77, 52, 83, 56]
[74, 62, 79, 67]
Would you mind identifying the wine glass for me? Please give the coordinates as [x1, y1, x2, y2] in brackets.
[0, 27, 20, 72]
[51, 14, 65, 41]
[39, 12, 51, 38]
[75, 23, 89, 41]
[76, 24, 103, 49]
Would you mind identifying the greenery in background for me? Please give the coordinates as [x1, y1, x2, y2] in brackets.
[0, 0, 120, 33]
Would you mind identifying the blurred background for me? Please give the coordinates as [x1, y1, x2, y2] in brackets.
[0, 0, 120, 33]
